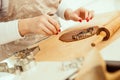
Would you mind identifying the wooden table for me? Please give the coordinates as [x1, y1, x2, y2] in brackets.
[34, 11, 120, 62]
[33, 11, 120, 80]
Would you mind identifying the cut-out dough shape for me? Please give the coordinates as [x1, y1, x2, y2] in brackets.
[59, 26, 99, 42]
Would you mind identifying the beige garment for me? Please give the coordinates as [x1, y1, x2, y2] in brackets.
[0, 0, 61, 21]
[0, 0, 62, 61]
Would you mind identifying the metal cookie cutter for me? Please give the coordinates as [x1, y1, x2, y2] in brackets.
[0, 44, 40, 74]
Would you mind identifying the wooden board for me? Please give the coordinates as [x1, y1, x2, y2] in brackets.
[35, 11, 120, 61]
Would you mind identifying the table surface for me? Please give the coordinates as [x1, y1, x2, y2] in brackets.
[35, 11, 120, 61]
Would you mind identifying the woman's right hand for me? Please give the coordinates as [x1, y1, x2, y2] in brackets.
[18, 14, 60, 36]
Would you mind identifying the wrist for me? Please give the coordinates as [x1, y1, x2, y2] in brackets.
[18, 19, 29, 36]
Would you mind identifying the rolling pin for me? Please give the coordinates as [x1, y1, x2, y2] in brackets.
[91, 16, 120, 47]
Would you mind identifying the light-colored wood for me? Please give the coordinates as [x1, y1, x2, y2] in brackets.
[92, 16, 120, 47]
[74, 49, 120, 80]
[91, 31, 106, 47]
[34, 11, 120, 62]
[75, 49, 106, 80]
[104, 16, 120, 37]
[34, 11, 120, 80]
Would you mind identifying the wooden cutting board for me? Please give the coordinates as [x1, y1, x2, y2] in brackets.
[34, 11, 120, 61]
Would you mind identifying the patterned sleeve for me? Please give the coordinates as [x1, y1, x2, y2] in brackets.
[0, 0, 60, 22]
[0, 0, 9, 20]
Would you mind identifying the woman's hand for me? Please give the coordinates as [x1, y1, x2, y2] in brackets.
[18, 14, 60, 36]
[64, 7, 94, 22]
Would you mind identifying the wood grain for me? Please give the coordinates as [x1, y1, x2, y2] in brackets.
[34, 11, 120, 61]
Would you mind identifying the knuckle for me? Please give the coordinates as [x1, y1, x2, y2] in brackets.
[47, 30, 53, 35]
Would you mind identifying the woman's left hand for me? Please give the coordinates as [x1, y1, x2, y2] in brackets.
[64, 7, 94, 22]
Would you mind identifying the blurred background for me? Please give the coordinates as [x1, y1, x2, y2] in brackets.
[0, 0, 120, 80]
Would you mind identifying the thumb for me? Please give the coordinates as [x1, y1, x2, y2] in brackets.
[65, 9, 82, 22]
[70, 13, 82, 21]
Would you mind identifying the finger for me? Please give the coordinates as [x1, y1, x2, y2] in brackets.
[47, 15, 60, 32]
[68, 9, 82, 22]
[77, 7, 87, 19]
[45, 21, 58, 35]
[71, 13, 82, 22]
[86, 10, 94, 22]
[85, 10, 89, 20]
[89, 10, 94, 20]
[39, 24, 53, 36]
[34, 23, 48, 35]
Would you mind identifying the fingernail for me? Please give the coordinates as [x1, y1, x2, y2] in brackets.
[86, 18, 89, 22]
[58, 29, 61, 32]
[79, 19, 82, 22]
